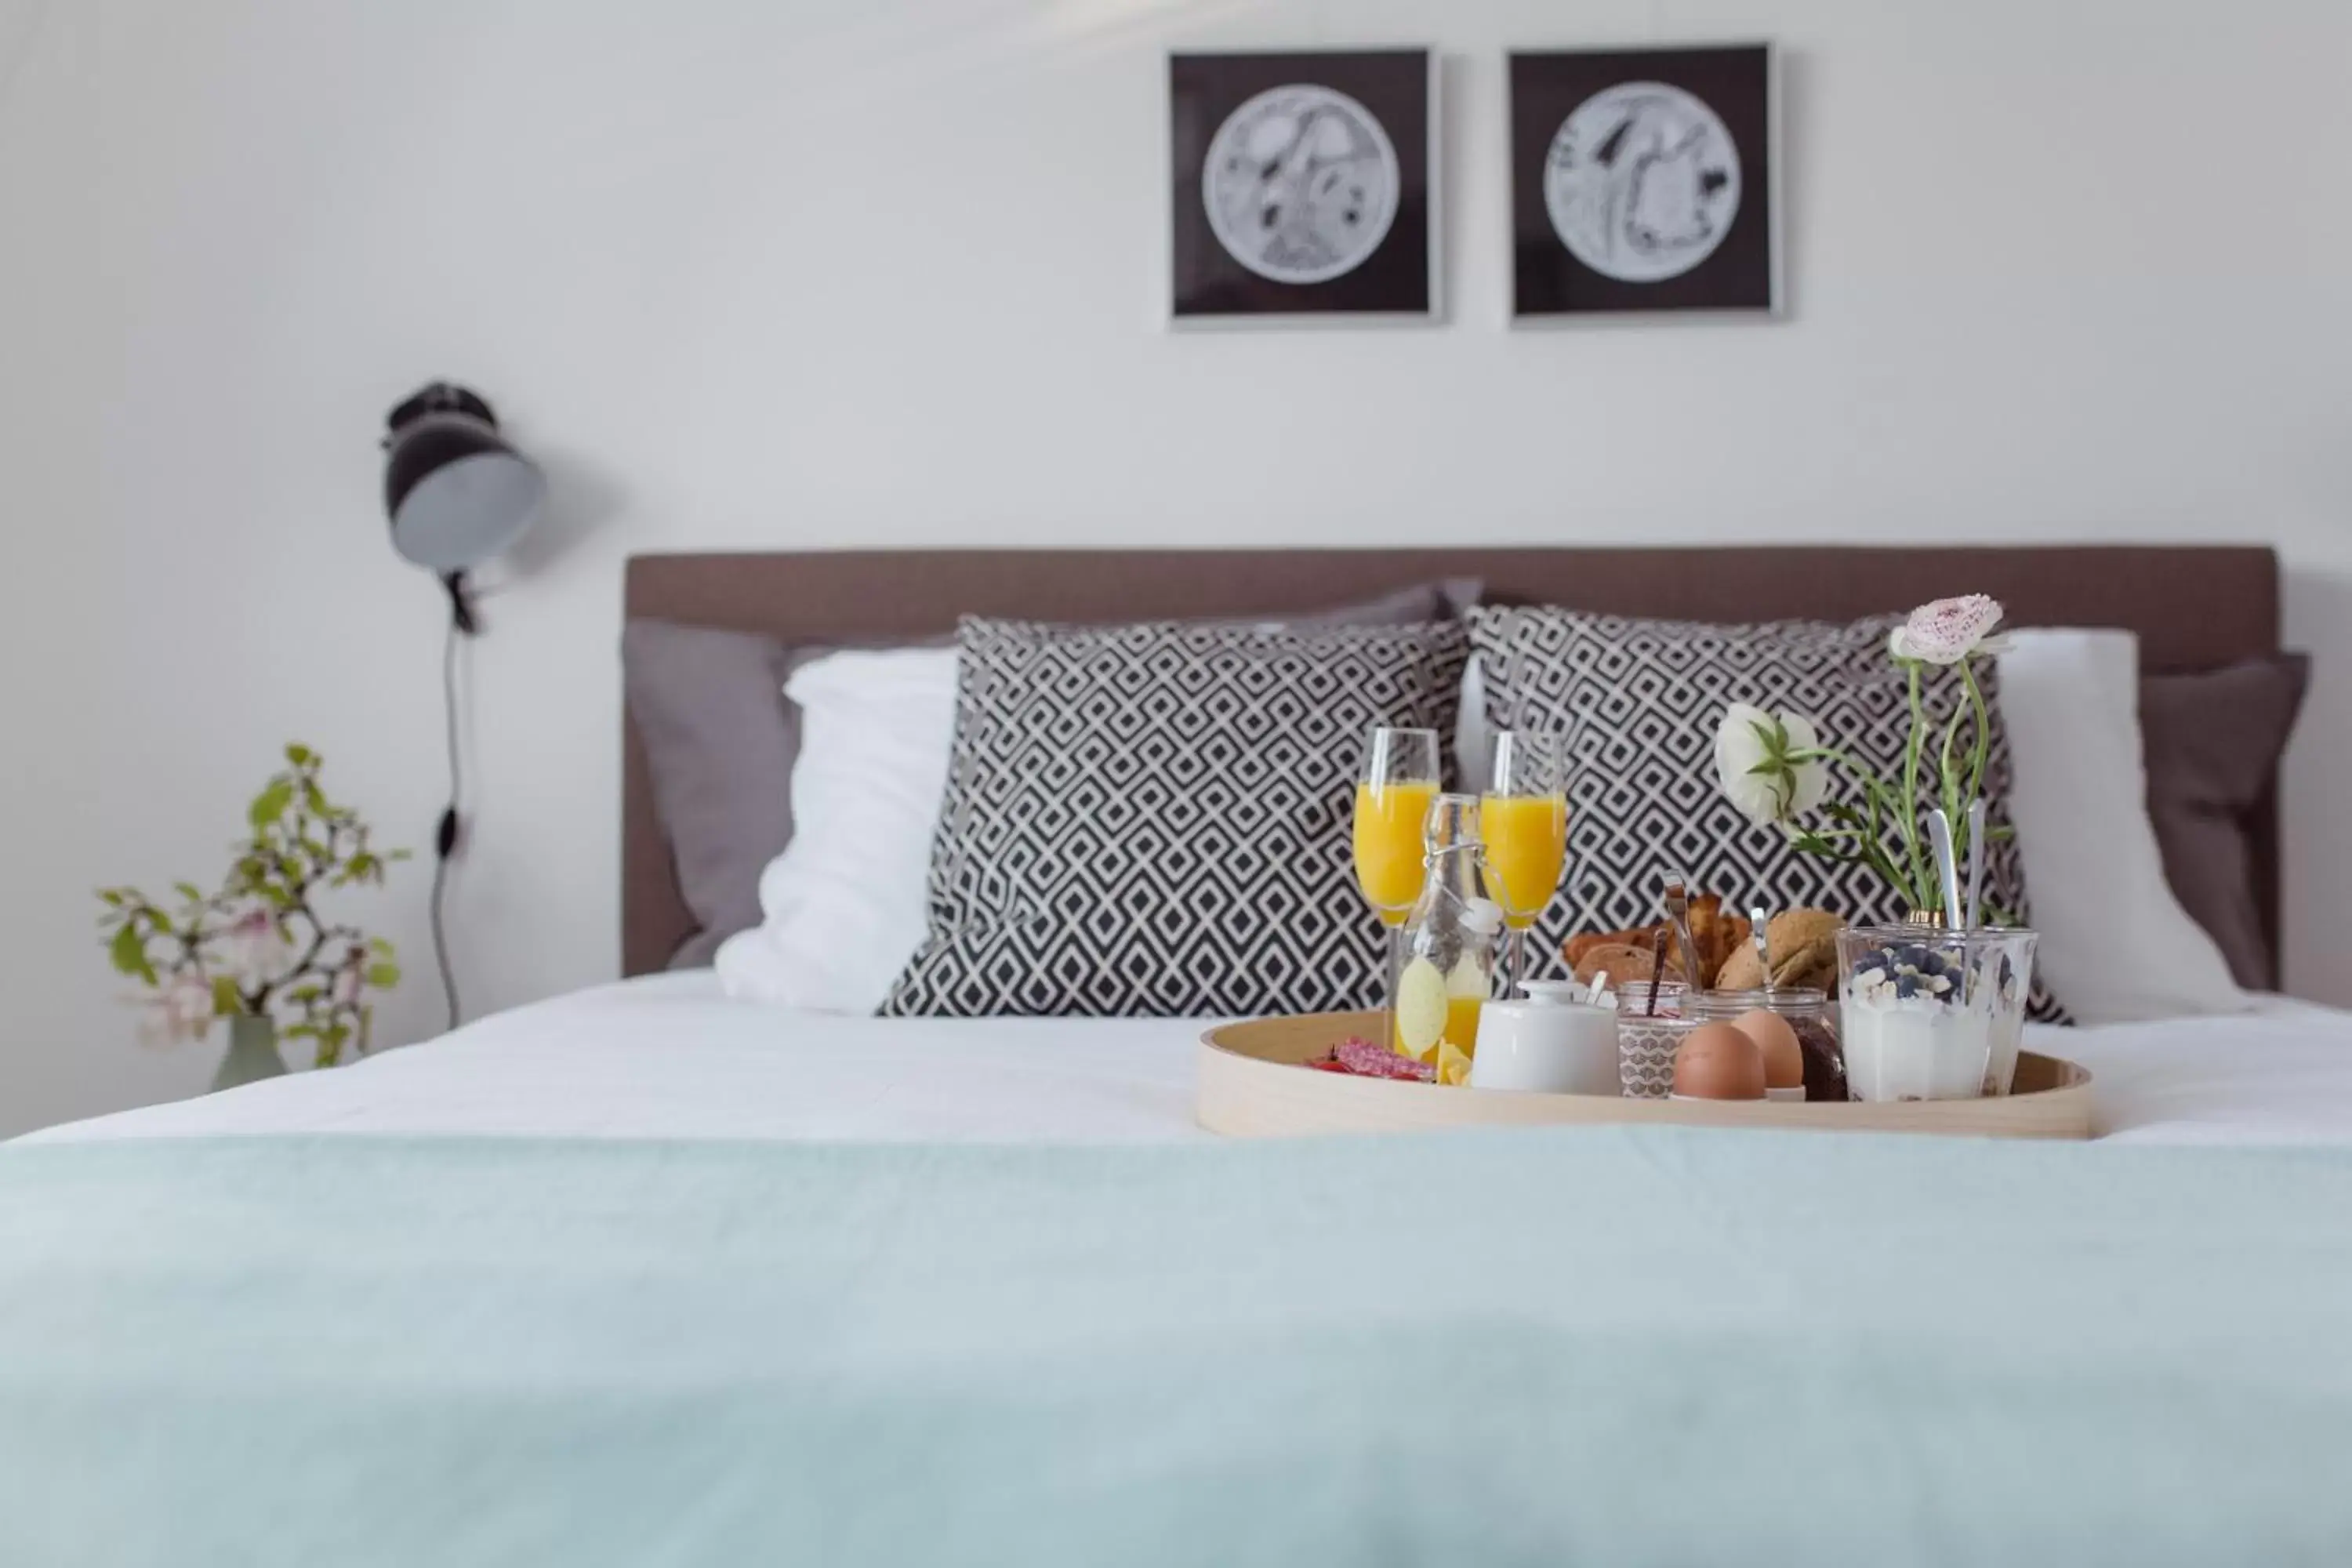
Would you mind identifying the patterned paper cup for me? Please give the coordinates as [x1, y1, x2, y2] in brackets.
[1612, 982, 1693, 1099]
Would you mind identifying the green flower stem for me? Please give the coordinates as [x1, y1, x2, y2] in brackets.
[1904, 663, 1931, 907]
[1959, 659, 1992, 811]
[1937, 681, 1969, 832]
[1782, 743, 1926, 907]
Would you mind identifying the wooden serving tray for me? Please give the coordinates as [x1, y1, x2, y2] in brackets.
[1198, 1011, 2096, 1141]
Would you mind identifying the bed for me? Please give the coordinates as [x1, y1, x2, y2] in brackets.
[9, 546, 2350, 1568]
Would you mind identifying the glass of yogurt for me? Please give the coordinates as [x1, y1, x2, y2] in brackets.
[1835, 925, 2039, 1102]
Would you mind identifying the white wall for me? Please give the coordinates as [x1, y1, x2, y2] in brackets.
[2, 0, 2346, 1134]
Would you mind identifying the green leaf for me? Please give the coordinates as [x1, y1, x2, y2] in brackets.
[285, 743, 314, 767]
[249, 779, 294, 830]
[368, 937, 396, 956]
[108, 924, 156, 984]
[1987, 824, 2016, 841]
[173, 882, 205, 906]
[365, 963, 401, 989]
[98, 888, 127, 909]
[211, 976, 242, 1017]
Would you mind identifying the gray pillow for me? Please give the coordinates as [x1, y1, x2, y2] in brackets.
[622, 622, 798, 968]
[2140, 653, 2309, 990]
[623, 579, 1483, 969]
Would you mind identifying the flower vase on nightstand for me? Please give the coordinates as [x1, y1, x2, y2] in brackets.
[99, 742, 410, 1098]
[212, 1013, 287, 1092]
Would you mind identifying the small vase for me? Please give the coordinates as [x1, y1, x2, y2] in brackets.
[212, 1013, 287, 1092]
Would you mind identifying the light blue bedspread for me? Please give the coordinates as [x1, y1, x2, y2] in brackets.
[4, 1127, 2350, 1566]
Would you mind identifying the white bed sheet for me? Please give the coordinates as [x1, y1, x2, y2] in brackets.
[24, 975, 2352, 1148]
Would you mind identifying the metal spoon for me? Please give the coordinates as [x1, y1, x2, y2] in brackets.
[1927, 809, 1964, 932]
[1963, 799, 1987, 934]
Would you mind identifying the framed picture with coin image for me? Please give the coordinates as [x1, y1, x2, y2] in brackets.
[1169, 49, 1439, 325]
[1510, 43, 1779, 321]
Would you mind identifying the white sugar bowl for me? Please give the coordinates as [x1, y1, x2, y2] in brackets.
[1470, 982, 1621, 1096]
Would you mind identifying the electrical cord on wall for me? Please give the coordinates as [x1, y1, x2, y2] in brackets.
[428, 575, 471, 1033]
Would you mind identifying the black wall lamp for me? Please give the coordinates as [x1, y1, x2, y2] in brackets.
[382, 382, 545, 633]
[380, 381, 546, 1029]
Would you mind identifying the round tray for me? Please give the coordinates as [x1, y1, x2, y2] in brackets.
[1197, 1011, 2095, 1140]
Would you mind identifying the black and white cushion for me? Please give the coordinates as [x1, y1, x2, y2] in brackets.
[1469, 606, 2067, 1020]
[880, 616, 1470, 1018]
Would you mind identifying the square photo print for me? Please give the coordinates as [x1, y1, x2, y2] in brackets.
[1510, 43, 1777, 319]
[1169, 49, 1437, 324]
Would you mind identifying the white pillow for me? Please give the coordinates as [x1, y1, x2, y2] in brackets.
[1455, 654, 1490, 795]
[714, 647, 958, 1012]
[1998, 629, 2249, 1024]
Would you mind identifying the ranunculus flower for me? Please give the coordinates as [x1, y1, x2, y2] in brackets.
[1714, 703, 1830, 830]
[1888, 594, 2011, 665]
[136, 971, 217, 1048]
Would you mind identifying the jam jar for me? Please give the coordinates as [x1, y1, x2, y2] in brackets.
[1693, 987, 1848, 1102]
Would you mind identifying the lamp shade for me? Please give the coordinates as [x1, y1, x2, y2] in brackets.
[383, 383, 544, 574]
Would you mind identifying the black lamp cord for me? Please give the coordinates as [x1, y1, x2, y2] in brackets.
[430, 572, 474, 1033]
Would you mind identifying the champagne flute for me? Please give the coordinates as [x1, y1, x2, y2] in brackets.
[1353, 728, 1439, 1040]
[1481, 730, 1570, 999]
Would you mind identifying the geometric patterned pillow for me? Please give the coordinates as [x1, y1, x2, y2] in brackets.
[1468, 606, 2069, 1022]
[880, 616, 1470, 1018]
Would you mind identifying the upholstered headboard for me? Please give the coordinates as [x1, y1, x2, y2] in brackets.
[621, 545, 2281, 977]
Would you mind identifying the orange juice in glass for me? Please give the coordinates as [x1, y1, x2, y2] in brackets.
[1352, 729, 1439, 927]
[1352, 779, 1436, 926]
[1480, 793, 1567, 931]
[1483, 731, 1569, 996]
[1354, 728, 1440, 1053]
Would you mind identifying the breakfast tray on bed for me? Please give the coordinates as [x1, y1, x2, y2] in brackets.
[1196, 1012, 2095, 1140]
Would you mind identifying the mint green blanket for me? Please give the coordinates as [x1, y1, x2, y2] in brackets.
[5, 1128, 2350, 1566]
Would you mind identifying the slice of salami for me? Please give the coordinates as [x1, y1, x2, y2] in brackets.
[1332, 1037, 1435, 1082]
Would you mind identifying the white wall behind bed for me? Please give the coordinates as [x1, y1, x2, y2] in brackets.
[1, 0, 2346, 1134]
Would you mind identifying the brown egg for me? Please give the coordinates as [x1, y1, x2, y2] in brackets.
[1731, 1008, 1805, 1092]
[1671, 1022, 1768, 1101]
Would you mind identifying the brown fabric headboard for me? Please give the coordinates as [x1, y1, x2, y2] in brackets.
[622, 545, 2281, 977]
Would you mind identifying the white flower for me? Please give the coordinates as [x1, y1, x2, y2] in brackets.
[220, 909, 290, 987]
[1714, 703, 1830, 830]
[136, 971, 217, 1048]
[1888, 595, 2012, 665]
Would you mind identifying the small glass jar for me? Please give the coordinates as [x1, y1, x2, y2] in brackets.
[1691, 988, 1848, 1103]
[1835, 924, 2040, 1102]
[1610, 980, 1690, 1099]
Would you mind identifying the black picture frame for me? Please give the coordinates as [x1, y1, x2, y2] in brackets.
[1510, 44, 1777, 319]
[1169, 49, 1437, 324]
